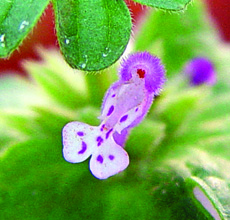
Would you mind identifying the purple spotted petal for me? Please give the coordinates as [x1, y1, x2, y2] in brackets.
[89, 138, 129, 179]
[119, 51, 166, 95]
[126, 93, 154, 129]
[184, 57, 216, 86]
[100, 81, 121, 120]
[62, 122, 98, 163]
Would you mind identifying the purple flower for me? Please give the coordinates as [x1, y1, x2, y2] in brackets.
[62, 52, 165, 179]
[184, 57, 216, 86]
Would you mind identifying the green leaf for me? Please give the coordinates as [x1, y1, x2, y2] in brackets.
[0, 124, 14, 150]
[106, 183, 156, 220]
[154, 86, 208, 134]
[133, 0, 191, 10]
[0, 139, 129, 220]
[126, 119, 165, 160]
[0, 0, 49, 57]
[52, 0, 131, 71]
[148, 148, 230, 220]
[0, 0, 13, 25]
[0, 110, 40, 138]
[149, 172, 211, 220]
[187, 177, 230, 219]
[0, 139, 91, 219]
[32, 106, 75, 138]
[24, 57, 89, 110]
[0, 75, 43, 109]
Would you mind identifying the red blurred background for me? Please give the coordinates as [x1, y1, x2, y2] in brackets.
[0, 0, 229, 75]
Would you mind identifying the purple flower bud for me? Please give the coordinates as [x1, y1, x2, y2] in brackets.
[184, 57, 216, 86]
[62, 52, 165, 179]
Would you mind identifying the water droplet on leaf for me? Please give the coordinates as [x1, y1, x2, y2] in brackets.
[80, 63, 86, 69]
[102, 53, 108, 57]
[78, 55, 88, 70]
[65, 39, 70, 44]
[0, 34, 5, 42]
[102, 47, 111, 57]
[0, 34, 6, 47]
[19, 21, 29, 30]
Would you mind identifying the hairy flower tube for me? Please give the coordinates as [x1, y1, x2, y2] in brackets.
[62, 52, 165, 179]
[184, 57, 216, 86]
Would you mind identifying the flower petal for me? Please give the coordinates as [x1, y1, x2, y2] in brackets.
[89, 138, 129, 179]
[62, 122, 98, 163]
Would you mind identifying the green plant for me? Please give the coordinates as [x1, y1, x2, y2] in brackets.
[0, 0, 191, 71]
[1, 1, 230, 219]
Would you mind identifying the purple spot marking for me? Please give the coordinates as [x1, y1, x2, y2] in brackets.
[100, 124, 105, 131]
[109, 155, 115, 160]
[112, 94, 116, 98]
[97, 155, 104, 164]
[135, 108, 138, 112]
[77, 131, 84, 136]
[106, 128, 113, 139]
[96, 136, 103, 146]
[78, 141, 87, 154]
[107, 105, 114, 116]
[120, 115, 128, 123]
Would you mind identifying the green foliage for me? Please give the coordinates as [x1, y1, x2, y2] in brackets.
[24, 50, 89, 110]
[1, 1, 230, 219]
[133, 0, 191, 10]
[0, 0, 49, 57]
[0, 0, 13, 25]
[52, 0, 132, 71]
[0, 0, 193, 71]
[160, 148, 230, 219]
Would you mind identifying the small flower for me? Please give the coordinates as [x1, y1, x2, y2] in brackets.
[184, 57, 216, 86]
[62, 52, 165, 179]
